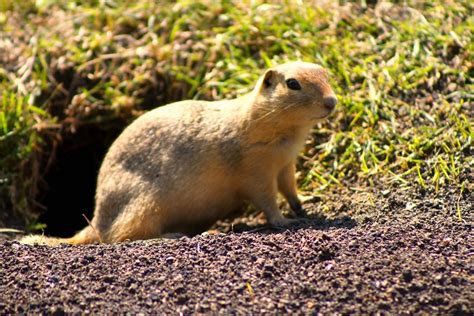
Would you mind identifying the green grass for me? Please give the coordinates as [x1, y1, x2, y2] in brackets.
[0, 0, 472, 222]
[0, 91, 51, 218]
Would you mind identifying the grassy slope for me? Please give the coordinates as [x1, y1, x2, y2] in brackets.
[0, 0, 472, 225]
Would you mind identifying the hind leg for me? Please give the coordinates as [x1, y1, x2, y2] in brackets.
[107, 196, 165, 243]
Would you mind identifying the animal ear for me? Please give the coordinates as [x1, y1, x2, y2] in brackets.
[263, 69, 275, 88]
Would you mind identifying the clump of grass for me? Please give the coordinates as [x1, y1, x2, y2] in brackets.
[0, 0, 472, 222]
[299, 1, 473, 194]
[0, 90, 51, 221]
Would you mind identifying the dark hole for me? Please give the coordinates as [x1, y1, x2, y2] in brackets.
[38, 124, 124, 237]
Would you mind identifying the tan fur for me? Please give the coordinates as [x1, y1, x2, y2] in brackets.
[21, 61, 336, 245]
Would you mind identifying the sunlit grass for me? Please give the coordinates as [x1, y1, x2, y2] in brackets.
[0, 90, 51, 218]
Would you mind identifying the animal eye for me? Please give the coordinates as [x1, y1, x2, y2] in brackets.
[286, 79, 301, 90]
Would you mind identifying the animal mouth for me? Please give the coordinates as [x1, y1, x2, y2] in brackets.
[311, 111, 332, 120]
[309, 103, 335, 121]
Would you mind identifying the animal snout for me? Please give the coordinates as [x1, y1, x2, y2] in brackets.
[323, 96, 337, 111]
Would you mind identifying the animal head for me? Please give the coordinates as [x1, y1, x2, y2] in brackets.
[253, 61, 337, 124]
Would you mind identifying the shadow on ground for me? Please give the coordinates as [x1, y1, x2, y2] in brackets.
[230, 213, 358, 235]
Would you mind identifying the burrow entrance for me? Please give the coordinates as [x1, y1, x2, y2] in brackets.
[38, 124, 124, 237]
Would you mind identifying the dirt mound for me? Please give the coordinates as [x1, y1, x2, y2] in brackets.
[1, 223, 471, 314]
[1, 186, 472, 314]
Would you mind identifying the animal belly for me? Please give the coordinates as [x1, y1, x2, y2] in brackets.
[161, 193, 242, 235]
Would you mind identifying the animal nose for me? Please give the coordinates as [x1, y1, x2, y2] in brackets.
[324, 96, 337, 111]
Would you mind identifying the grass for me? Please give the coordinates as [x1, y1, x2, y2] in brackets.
[0, 0, 472, 223]
[0, 91, 51, 220]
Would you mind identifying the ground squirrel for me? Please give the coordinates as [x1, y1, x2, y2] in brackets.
[21, 61, 337, 245]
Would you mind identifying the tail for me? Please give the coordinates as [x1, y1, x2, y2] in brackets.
[20, 226, 100, 246]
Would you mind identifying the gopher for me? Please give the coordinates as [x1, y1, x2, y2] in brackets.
[21, 61, 337, 245]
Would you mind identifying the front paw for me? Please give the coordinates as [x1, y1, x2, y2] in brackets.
[293, 204, 308, 218]
[269, 217, 300, 229]
[289, 200, 308, 217]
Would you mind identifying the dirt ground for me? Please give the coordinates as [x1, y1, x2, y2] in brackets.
[0, 183, 472, 314]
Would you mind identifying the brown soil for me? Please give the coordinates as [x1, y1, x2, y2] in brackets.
[0, 184, 472, 314]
